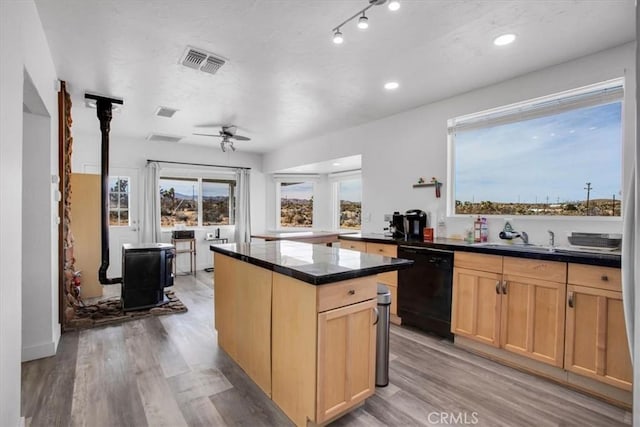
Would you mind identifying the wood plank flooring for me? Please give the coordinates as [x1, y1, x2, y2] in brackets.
[22, 271, 632, 426]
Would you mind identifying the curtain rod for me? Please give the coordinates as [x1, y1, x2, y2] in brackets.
[146, 159, 250, 170]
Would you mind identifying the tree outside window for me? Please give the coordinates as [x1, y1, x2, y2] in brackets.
[280, 181, 313, 228]
[109, 176, 129, 226]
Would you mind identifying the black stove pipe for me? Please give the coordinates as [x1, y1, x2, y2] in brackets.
[87, 93, 124, 285]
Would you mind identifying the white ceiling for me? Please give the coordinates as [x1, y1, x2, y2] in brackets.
[35, 0, 635, 154]
[275, 155, 362, 175]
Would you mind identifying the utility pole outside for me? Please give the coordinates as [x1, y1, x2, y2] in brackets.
[584, 182, 592, 215]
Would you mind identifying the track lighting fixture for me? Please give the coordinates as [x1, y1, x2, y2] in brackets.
[331, 0, 399, 44]
[333, 29, 344, 44]
[358, 13, 369, 30]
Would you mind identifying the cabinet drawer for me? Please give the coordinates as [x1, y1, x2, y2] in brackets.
[503, 256, 566, 283]
[454, 252, 502, 273]
[366, 243, 397, 257]
[317, 276, 377, 313]
[568, 264, 621, 292]
[340, 240, 367, 252]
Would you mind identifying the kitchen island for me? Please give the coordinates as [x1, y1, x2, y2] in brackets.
[210, 241, 412, 426]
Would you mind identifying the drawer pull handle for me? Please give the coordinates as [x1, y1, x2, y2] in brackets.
[373, 307, 379, 325]
[348, 289, 355, 295]
[379, 249, 384, 252]
[568, 291, 574, 308]
[601, 275, 609, 282]
[502, 281, 508, 295]
[495, 281, 501, 295]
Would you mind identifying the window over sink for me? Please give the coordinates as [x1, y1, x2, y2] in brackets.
[448, 78, 623, 217]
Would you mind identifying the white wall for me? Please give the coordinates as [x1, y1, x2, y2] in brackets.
[22, 111, 59, 362]
[263, 43, 636, 247]
[0, 1, 60, 425]
[71, 131, 266, 270]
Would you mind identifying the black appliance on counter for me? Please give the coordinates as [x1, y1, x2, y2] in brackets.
[397, 245, 453, 339]
[392, 210, 428, 240]
[121, 243, 175, 311]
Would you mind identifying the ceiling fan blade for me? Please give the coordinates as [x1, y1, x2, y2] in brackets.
[193, 133, 223, 138]
[231, 135, 251, 141]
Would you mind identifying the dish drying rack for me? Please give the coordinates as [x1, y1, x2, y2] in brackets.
[567, 232, 622, 250]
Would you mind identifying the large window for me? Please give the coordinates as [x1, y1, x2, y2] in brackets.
[159, 176, 235, 227]
[279, 181, 314, 228]
[450, 80, 623, 217]
[336, 177, 362, 230]
[109, 176, 129, 226]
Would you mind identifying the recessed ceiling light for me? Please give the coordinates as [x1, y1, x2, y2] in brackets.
[332, 162, 341, 166]
[493, 33, 516, 46]
[388, 1, 401, 11]
[384, 81, 399, 90]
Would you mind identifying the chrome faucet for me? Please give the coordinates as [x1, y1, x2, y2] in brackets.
[548, 230, 555, 250]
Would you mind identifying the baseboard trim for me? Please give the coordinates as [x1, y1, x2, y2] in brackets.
[22, 339, 57, 362]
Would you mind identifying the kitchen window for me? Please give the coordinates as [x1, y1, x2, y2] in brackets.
[277, 180, 314, 228]
[331, 173, 362, 230]
[449, 79, 623, 217]
[109, 176, 130, 226]
[159, 176, 235, 227]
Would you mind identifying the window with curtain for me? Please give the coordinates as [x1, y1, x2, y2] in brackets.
[449, 79, 623, 217]
[159, 176, 235, 227]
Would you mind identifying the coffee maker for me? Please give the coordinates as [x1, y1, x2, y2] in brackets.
[405, 209, 428, 239]
[391, 210, 429, 240]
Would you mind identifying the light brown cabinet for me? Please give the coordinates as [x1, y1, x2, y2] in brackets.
[316, 298, 376, 423]
[213, 253, 272, 395]
[339, 238, 400, 323]
[565, 264, 632, 391]
[215, 253, 377, 427]
[452, 252, 566, 367]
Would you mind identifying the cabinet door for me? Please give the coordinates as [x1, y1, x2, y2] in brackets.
[565, 285, 632, 390]
[316, 299, 376, 424]
[500, 275, 566, 367]
[451, 267, 502, 347]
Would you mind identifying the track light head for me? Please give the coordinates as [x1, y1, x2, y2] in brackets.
[333, 29, 344, 44]
[388, 1, 400, 11]
[358, 14, 369, 30]
[220, 141, 226, 152]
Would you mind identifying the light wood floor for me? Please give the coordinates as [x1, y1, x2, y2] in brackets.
[22, 271, 632, 426]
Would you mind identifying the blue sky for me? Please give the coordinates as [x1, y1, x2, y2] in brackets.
[455, 102, 622, 203]
[279, 180, 362, 202]
[160, 179, 229, 198]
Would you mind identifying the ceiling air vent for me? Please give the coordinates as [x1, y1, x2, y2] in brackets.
[181, 48, 207, 70]
[201, 55, 226, 75]
[155, 106, 179, 118]
[180, 46, 227, 75]
[146, 133, 183, 143]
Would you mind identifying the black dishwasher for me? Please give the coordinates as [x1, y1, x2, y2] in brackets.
[398, 246, 454, 339]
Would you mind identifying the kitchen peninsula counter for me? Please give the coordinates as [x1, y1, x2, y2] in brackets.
[210, 241, 412, 426]
[339, 233, 621, 268]
[210, 240, 412, 284]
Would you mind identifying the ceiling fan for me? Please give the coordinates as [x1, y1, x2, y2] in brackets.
[193, 125, 251, 152]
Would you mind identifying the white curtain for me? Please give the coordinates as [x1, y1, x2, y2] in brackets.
[141, 161, 161, 243]
[234, 168, 251, 243]
[621, 25, 639, 424]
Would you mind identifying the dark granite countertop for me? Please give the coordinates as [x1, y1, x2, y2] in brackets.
[210, 240, 414, 285]
[338, 233, 621, 268]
